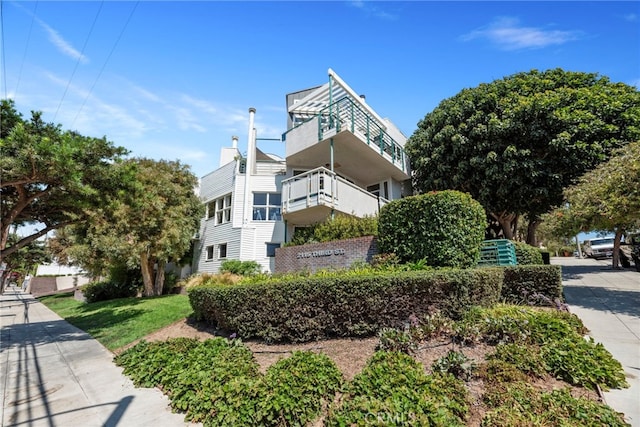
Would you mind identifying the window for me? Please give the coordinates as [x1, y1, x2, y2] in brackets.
[253, 192, 282, 221]
[205, 245, 214, 260]
[207, 193, 232, 225]
[266, 242, 281, 257]
[218, 243, 227, 259]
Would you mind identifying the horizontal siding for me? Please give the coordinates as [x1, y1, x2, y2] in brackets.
[199, 161, 236, 202]
[194, 222, 241, 274]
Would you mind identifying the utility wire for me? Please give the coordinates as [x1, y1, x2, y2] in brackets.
[72, 1, 138, 128]
[53, 0, 104, 122]
[13, 0, 39, 102]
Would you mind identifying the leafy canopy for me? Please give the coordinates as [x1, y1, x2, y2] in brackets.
[0, 99, 128, 261]
[544, 141, 640, 267]
[71, 158, 204, 296]
[405, 69, 640, 242]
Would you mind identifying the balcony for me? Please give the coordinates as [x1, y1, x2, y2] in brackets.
[283, 96, 411, 185]
[281, 167, 387, 224]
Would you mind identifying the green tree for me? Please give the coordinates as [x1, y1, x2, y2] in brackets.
[0, 99, 128, 262]
[545, 141, 640, 268]
[0, 234, 51, 291]
[405, 69, 640, 245]
[77, 158, 203, 296]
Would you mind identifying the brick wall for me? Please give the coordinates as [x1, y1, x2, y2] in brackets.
[275, 236, 378, 274]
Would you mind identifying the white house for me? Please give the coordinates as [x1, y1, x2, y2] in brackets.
[193, 69, 412, 274]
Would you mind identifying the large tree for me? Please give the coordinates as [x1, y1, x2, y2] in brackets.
[545, 141, 640, 268]
[405, 69, 640, 245]
[71, 158, 203, 296]
[0, 99, 128, 262]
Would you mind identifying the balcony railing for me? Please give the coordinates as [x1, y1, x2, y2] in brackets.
[281, 167, 388, 218]
[284, 97, 408, 173]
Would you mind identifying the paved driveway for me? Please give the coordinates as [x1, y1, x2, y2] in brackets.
[553, 257, 640, 427]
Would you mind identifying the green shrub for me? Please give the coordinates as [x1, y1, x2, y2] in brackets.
[486, 343, 546, 378]
[502, 265, 563, 305]
[542, 337, 629, 390]
[378, 190, 486, 268]
[327, 351, 468, 426]
[431, 350, 476, 381]
[189, 268, 503, 343]
[482, 383, 629, 427]
[82, 280, 138, 303]
[376, 327, 417, 354]
[287, 215, 378, 246]
[219, 260, 261, 276]
[512, 241, 544, 265]
[255, 351, 343, 426]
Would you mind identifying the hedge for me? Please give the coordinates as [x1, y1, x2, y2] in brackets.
[502, 265, 563, 305]
[378, 190, 486, 268]
[513, 241, 544, 265]
[189, 268, 504, 343]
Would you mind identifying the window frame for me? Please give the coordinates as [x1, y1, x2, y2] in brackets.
[207, 193, 233, 225]
[266, 242, 281, 257]
[218, 243, 228, 259]
[252, 192, 282, 221]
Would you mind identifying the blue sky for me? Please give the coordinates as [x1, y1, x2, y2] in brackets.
[3, 1, 639, 179]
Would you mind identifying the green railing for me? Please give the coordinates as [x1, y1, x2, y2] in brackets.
[285, 97, 407, 173]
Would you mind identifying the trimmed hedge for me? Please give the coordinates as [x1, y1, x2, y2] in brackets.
[378, 190, 486, 268]
[502, 265, 563, 305]
[82, 280, 138, 303]
[513, 241, 544, 265]
[189, 268, 504, 343]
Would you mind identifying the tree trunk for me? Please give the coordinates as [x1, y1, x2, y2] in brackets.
[154, 259, 166, 295]
[490, 212, 516, 240]
[612, 229, 623, 269]
[140, 251, 155, 297]
[526, 218, 541, 247]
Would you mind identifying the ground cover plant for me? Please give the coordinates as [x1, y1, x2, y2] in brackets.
[114, 303, 629, 426]
[38, 292, 193, 350]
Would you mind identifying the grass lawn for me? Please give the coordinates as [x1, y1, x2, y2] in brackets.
[39, 293, 193, 351]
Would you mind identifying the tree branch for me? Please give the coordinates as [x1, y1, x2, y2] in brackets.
[0, 220, 75, 262]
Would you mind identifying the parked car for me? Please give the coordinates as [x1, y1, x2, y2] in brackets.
[584, 238, 615, 259]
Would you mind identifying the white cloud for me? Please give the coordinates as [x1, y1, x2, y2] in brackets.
[36, 17, 88, 63]
[461, 17, 581, 50]
[623, 13, 638, 22]
[347, 0, 398, 21]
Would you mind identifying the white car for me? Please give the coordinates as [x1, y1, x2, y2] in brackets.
[584, 238, 615, 259]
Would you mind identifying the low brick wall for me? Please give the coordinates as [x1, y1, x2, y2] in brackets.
[275, 236, 378, 274]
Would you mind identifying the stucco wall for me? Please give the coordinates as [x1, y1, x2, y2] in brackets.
[274, 236, 377, 274]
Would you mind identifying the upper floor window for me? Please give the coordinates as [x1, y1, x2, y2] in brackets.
[207, 193, 232, 225]
[253, 192, 282, 221]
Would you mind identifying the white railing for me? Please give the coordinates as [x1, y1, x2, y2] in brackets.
[281, 167, 387, 218]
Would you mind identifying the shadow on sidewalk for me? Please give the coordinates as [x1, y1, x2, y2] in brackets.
[0, 319, 93, 351]
[564, 285, 640, 318]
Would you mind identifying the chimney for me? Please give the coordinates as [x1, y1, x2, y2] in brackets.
[232, 135, 238, 149]
[243, 108, 256, 225]
[360, 94, 366, 102]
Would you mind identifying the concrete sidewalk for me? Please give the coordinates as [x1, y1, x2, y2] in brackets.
[0, 285, 200, 427]
[553, 257, 640, 427]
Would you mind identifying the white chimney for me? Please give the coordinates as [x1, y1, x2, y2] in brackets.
[232, 135, 238, 149]
[243, 108, 256, 224]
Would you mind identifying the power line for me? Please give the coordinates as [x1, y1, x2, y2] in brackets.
[53, 0, 104, 122]
[72, 1, 139, 129]
[13, 0, 39, 101]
